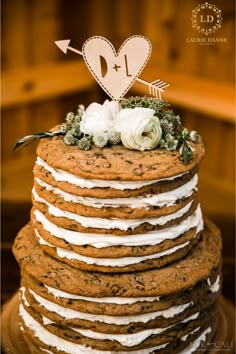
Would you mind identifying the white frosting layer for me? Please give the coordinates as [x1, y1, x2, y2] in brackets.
[33, 189, 193, 230]
[71, 312, 198, 347]
[45, 284, 161, 304]
[34, 205, 202, 247]
[35, 174, 197, 209]
[20, 287, 30, 307]
[207, 275, 220, 293]
[36, 157, 186, 190]
[20, 298, 199, 349]
[179, 327, 211, 354]
[36, 229, 190, 267]
[29, 289, 192, 325]
[20, 303, 170, 354]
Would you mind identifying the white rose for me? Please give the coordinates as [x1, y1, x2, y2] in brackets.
[80, 100, 118, 135]
[114, 107, 162, 151]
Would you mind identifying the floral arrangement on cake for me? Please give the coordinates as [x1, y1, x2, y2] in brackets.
[62, 97, 199, 163]
[14, 96, 198, 164]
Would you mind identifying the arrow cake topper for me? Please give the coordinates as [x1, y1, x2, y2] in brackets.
[14, 36, 198, 164]
[55, 36, 169, 101]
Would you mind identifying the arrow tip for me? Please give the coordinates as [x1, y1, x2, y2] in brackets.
[55, 39, 71, 54]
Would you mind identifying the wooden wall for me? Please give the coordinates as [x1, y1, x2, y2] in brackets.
[1, 0, 235, 300]
[2, 0, 235, 211]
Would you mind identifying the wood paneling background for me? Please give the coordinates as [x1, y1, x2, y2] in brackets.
[1, 0, 235, 302]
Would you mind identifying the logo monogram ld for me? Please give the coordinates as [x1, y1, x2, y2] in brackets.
[191, 2, 223, 36]
[200, 15, 214, 23]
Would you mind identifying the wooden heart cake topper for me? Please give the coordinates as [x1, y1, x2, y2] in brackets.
[82, 36, 151, 100]
[55, 36, 169, 100]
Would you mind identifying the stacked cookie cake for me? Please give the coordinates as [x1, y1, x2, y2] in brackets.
[13, 97, 222, 353]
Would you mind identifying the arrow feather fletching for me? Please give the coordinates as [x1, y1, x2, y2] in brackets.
[136, 77, 169, 99]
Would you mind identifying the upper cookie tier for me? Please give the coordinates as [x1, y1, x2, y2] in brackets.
[36, 134, 205, 181]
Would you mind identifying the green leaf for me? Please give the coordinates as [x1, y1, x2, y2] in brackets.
[181, 142, 192, 164]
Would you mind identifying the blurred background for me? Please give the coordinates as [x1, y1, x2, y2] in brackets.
[1, 0, 235, 304]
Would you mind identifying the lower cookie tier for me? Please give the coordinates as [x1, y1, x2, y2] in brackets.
[1, 293, 235, 354]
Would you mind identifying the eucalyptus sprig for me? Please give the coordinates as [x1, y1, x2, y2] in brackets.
[178, 128, 199, 164]
[13, 129, 63, 151]
[179, 140, 193, 164]
[13, 104, 86, 151]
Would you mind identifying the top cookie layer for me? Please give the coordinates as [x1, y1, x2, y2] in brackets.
[36, 135, 205, 181]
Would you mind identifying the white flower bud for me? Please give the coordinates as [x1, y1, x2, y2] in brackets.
[80, 100, 118, 135]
